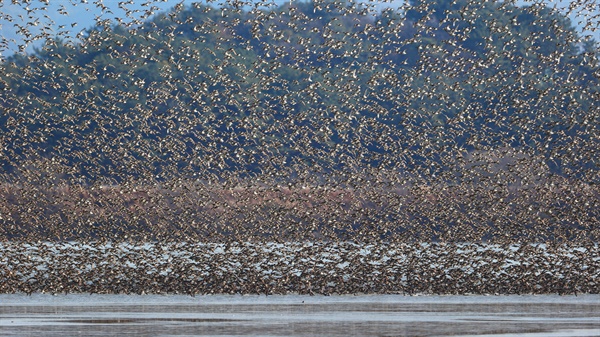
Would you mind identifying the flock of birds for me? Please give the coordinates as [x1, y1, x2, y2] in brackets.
[0, 0, 599, 294]
[1, 241, 598, 295]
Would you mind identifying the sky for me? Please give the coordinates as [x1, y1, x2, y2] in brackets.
[0, 0, 598, 59]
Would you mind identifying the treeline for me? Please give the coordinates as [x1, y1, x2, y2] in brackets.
[0, 0, 599, 241]
[0, 0, 598, 184]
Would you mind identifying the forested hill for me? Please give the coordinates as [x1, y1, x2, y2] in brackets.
[1, 0, 599, 186]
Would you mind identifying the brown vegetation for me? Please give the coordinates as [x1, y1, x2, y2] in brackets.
[0, 173, 598, 243]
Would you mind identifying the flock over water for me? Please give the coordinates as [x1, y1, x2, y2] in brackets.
[0, 0, 599, 295]
[1, 241, 598, 295]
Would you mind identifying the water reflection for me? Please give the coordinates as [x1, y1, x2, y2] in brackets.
[0, 294, 599, 336]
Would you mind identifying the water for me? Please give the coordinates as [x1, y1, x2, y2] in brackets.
[0, 294, 599, 336]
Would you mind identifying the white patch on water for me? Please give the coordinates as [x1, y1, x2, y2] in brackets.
[0, 293, 599, 306]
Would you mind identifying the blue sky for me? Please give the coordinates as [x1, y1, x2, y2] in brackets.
[1, 0, 598, 59]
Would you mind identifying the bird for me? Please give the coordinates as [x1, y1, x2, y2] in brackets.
[0, 0, 597, 296]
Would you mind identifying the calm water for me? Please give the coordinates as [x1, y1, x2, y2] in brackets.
[0, 294, 599, 336]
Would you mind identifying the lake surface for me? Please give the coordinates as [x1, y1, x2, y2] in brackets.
[0, 294, 599, 336]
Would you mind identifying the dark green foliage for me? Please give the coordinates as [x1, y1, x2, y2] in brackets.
[0, 0, 598, 186]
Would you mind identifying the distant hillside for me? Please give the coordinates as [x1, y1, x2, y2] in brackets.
[0, 0, 598, 187]
[0, 0, 599, 243]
